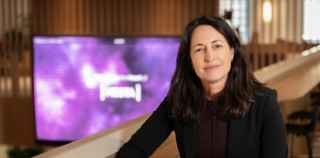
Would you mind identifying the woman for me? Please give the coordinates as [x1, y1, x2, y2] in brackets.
[116, 16, 287, 158]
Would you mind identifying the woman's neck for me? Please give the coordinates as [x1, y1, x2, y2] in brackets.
[202, 76, 227, 100]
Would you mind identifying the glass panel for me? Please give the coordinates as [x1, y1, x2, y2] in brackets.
[219, 0, 250, 43]
[303, 0, 320, 42]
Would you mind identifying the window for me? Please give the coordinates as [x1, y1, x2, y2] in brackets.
[303, 0, 320, 43]
[219, 0, 250, 43]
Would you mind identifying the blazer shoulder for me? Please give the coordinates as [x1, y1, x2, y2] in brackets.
[251, 86, 278, 114]
[253, 87, 280, 117]
[157, 97, 175, 119]
[254, 86, 277, 100]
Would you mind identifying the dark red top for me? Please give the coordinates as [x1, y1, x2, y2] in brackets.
[199, 101, 228, 158]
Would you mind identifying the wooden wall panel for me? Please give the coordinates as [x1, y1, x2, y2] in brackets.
[31, 0, 219, 36]
[0, 0, 31, 97]
[0, 0, 32, 145]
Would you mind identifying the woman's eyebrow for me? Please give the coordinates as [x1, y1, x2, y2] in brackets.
[192, 39, 223, 48]
[211, 40, 223, 44]
[191, 43, 205, 49]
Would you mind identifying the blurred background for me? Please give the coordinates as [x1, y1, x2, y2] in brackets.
[1, 0, 320, 158]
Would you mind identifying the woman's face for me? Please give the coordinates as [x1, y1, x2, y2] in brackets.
[190, 25, 234, 85]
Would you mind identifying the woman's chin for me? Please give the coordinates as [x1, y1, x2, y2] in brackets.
[204, 75, 226, 84]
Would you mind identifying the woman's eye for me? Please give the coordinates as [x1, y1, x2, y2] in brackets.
[194, 48, 204, 53]
[213, 44, 222, 49]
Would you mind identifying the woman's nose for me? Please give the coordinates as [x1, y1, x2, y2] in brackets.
[204, 47, 215, 62]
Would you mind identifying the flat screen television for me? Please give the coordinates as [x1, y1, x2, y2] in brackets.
[32, 36, 180, 142]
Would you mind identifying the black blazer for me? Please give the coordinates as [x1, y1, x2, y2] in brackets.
[116, 87, 288, 158]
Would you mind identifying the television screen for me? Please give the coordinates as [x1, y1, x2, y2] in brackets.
[32, 36, 180, 142]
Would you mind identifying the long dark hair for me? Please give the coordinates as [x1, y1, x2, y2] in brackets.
[167, 16, 262, 122]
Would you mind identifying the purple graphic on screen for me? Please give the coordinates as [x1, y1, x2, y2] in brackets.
[33, 36, 180, 141]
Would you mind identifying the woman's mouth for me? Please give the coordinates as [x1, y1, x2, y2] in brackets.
[204, 65, 221, 71]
